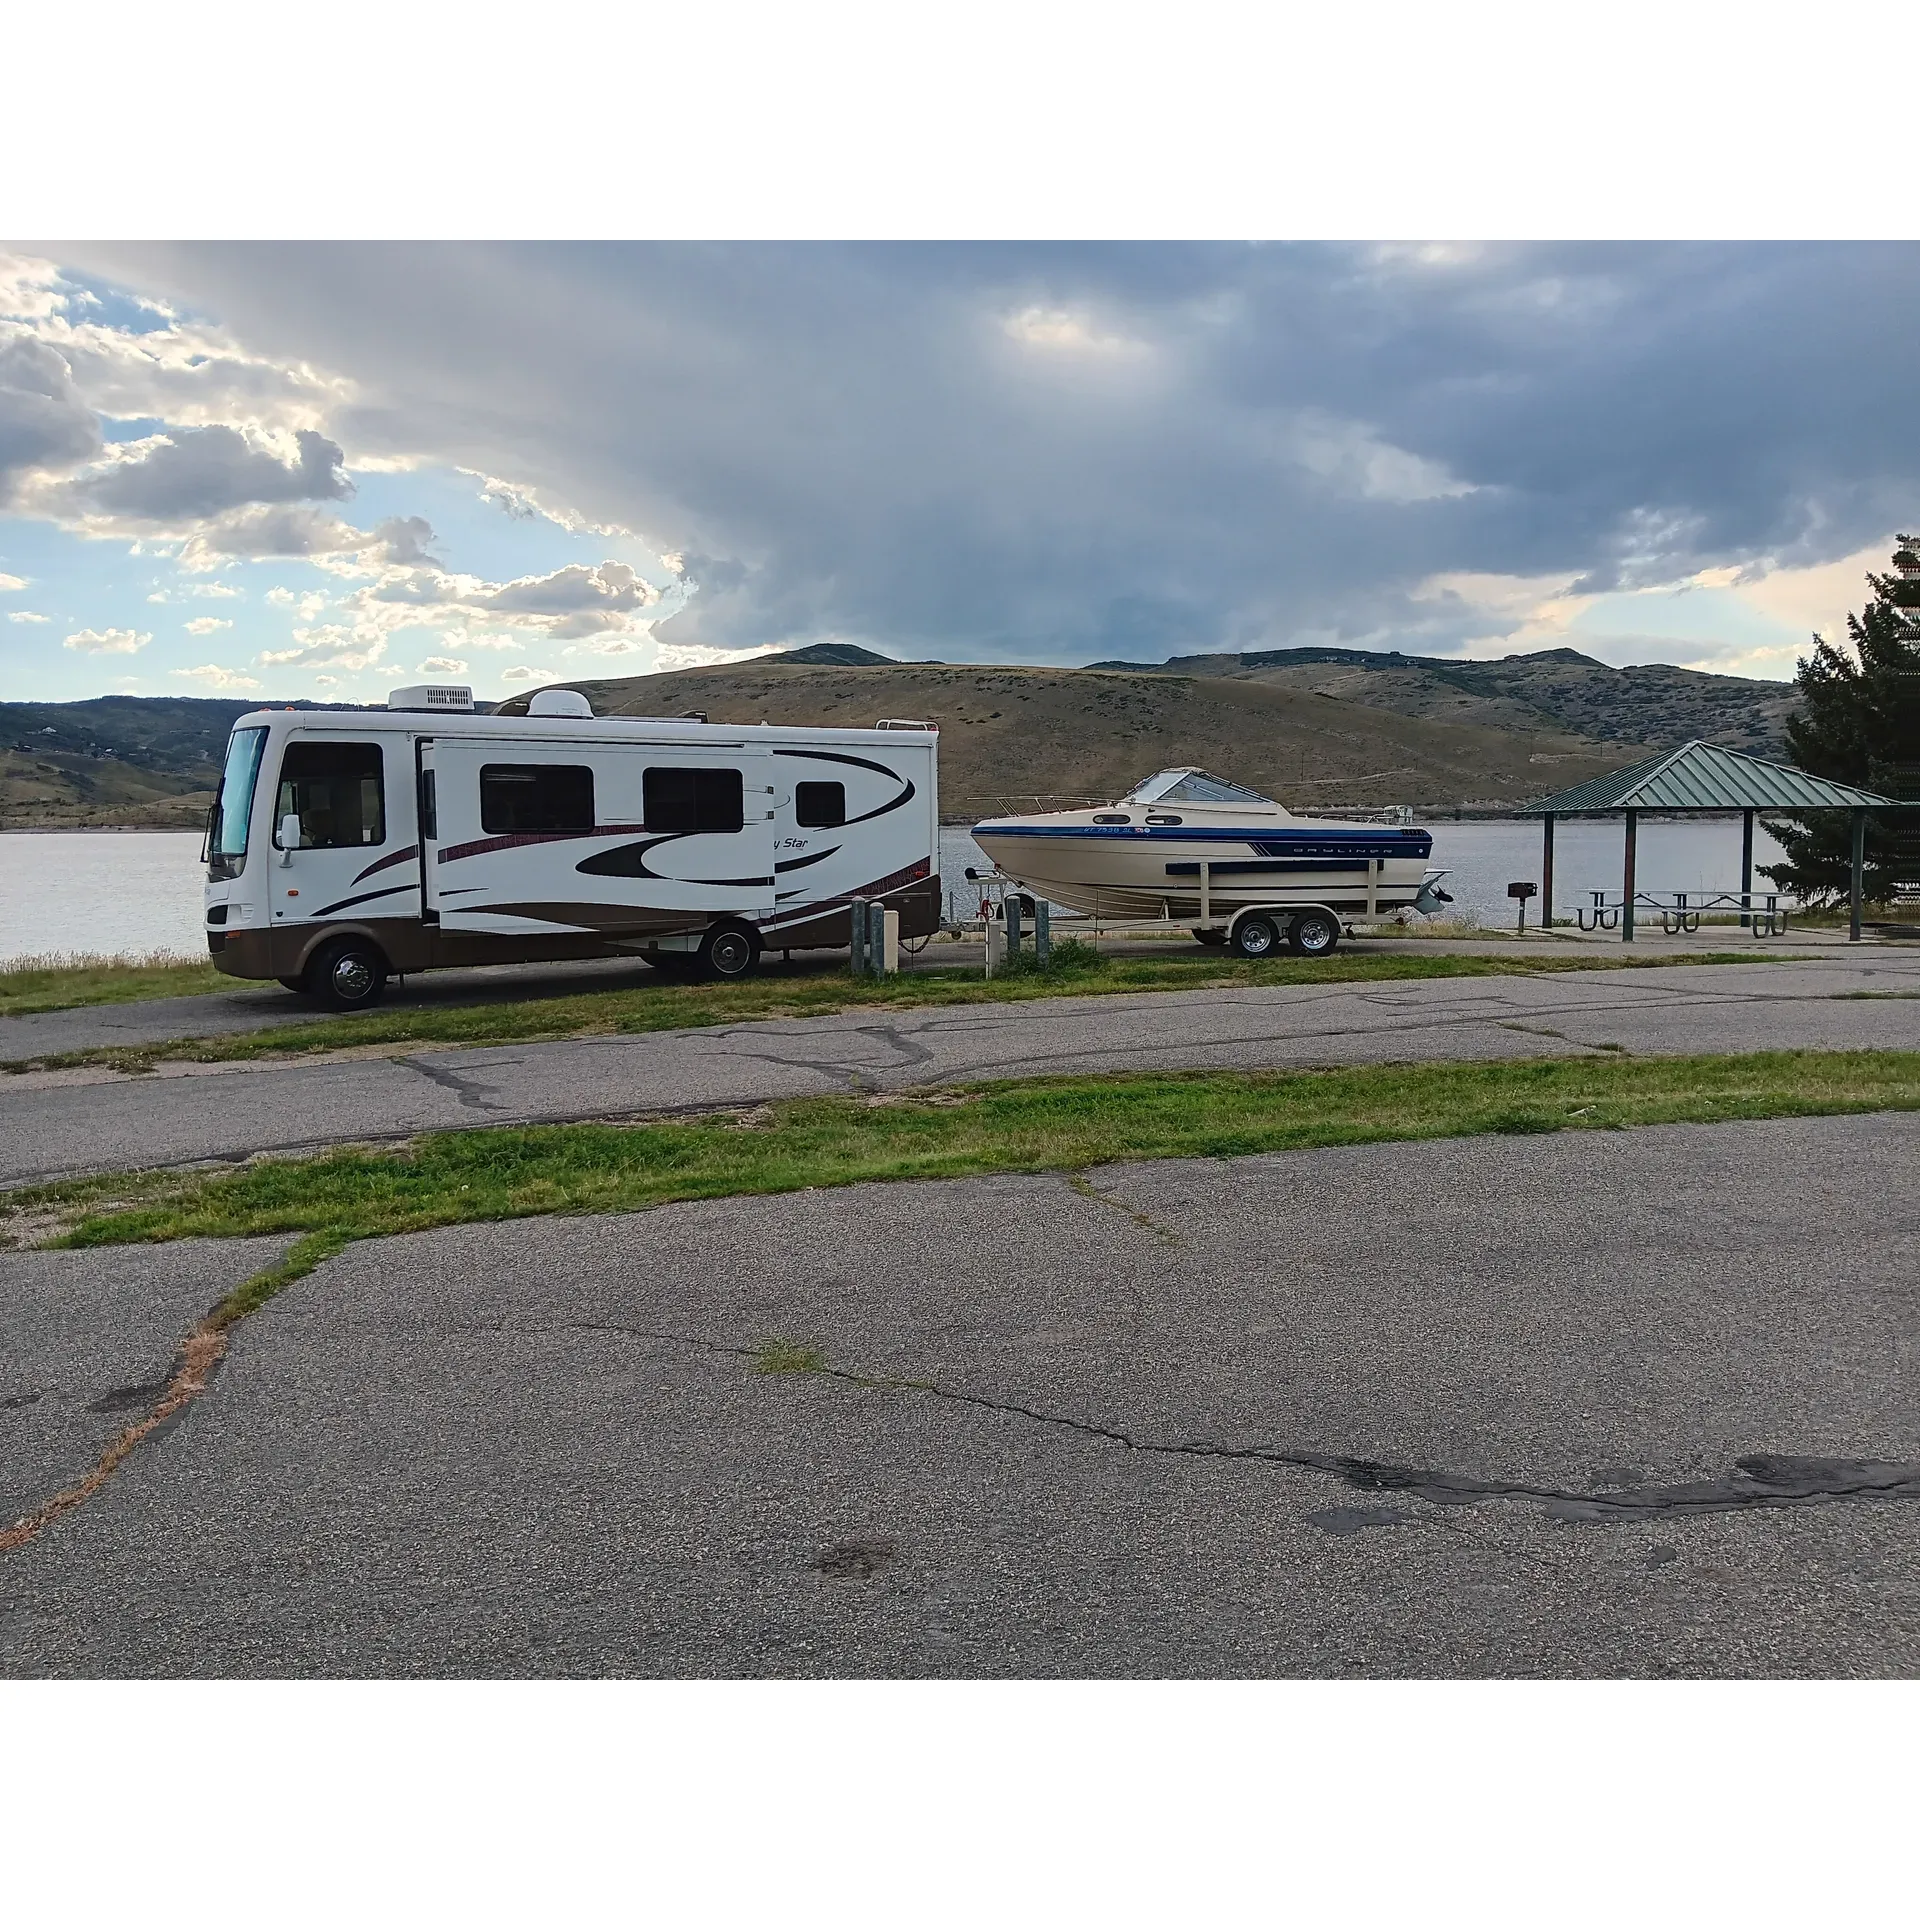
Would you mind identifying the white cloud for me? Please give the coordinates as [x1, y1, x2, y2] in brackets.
[0, 252, 73, 322]
[653, 641, 781, 671]
[500, 664, 558, 683]
[459, 632, 522, 651]
[313, 675, 340, 687]
[184, 615, 232, 634]
[9, 609, 51, 623]
[63, 626, 150, 654]
[172, 663, 262, 691]
[1287, 413, 1479, 504]
[265, 586, 295, 605]
[0, 571, 26, 589]
[418, 655, 468, 674]
[258, 626, 387, 671]
[1002, 307, 1145, 357]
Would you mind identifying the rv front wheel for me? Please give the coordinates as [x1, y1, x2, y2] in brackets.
[696, 921, 760, 982]
[303, 935, 389, 1012]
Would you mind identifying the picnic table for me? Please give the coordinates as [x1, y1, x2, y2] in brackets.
[1572, 889, 1788, 937]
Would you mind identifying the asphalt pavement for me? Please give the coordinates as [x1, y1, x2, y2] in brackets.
[4, 947, 1920, 1185]
[5, 1113, 1917, 1677]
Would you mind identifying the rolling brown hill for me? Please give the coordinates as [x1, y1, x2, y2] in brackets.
[0, 746, 215, 829]
[523, 661, 1641, 818]
[1086, 645, 1801, 754]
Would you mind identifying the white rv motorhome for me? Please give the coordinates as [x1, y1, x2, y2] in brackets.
[202, 685, 941, 1008]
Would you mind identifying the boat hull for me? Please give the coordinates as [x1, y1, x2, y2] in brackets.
[971, 821, 1435, 920]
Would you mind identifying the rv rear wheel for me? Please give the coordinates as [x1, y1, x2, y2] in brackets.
[303, 935, 389, 1012]
[1230, 915, 1279, 958]
[1288, 908, 1341, 956]
[696, 921, 760, 982]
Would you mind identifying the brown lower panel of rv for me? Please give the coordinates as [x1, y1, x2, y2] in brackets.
[208, 871, 944, 981]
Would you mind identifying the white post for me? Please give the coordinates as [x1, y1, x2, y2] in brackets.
[882, 908, 900, 974]
[984, 918, 1005, 977]
[1199, 858, 1211, 929]
[1366, 857, 1378, 920]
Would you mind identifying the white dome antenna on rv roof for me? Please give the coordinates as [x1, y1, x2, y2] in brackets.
[527, 688, 594, 718]
[389, 685, 474, 711]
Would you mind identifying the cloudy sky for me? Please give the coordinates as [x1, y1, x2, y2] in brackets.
[3, 241, 1917, 706]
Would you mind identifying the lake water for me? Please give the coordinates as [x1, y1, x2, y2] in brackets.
[1, 817, 1793, 963]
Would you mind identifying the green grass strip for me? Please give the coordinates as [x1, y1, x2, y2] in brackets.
[0, 954, 244, 1017]
[14, 1049, 1916, 1267]
[4, 943, 1792, 1074]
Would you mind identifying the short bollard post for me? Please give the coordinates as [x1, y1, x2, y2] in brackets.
[868, 900, 889, 973]
[882, 907, 901, 974]
[984, 913, 1004, 977]
[1006, 893, 1023, 960]
[1034, 898, 1050, 966]
[849, 896, 868, 977]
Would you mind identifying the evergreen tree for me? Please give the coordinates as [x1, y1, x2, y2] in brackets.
[1760, 535, 1920, 904]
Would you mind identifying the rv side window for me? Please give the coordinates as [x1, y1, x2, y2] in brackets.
[480, 764, 595, 834]
[794, 780, 846, 828]
[644, 766, 743, 833]
[275, 741, 386, 849]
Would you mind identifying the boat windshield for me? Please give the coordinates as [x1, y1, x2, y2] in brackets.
[1118, 767, 1276, 807]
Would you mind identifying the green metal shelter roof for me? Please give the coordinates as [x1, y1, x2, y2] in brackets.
[1520, 739, 1897, 816]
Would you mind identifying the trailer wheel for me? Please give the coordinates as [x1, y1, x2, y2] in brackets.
[696, 920, 760, 982]
[302, 935, 389, 1012]
[1287, 908, 1341, 956]
[1230, 914, 1279, 958]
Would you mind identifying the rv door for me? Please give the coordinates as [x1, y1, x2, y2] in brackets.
[424, 737, 777, 936]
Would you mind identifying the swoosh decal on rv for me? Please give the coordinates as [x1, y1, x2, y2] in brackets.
[311, 882, 419, 917]
[771, 748, 915, 826]
[774, 845, 839, 873]
[351, 843, 420, 884]
[439, 825, 642, 863]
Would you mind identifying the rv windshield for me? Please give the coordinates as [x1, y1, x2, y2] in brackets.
[206, 726, 268, 877]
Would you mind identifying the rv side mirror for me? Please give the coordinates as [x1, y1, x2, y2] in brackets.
[278, 813, 301, 863]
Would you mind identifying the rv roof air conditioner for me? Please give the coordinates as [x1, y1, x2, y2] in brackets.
[389, 685, 475, 711]
[527, 688, 594, 719]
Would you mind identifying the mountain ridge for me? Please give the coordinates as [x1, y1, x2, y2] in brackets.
[1079, 643, 1800, 754]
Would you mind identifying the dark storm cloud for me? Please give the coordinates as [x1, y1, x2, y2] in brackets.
[0, 336, 102, 502]
[73, 424, 350, 520]
[52, 242, 1920, 661]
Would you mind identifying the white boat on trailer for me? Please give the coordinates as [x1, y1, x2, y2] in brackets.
[970, 766, 1450, 957]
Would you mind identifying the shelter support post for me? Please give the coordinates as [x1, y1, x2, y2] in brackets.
[1621, 810, 1638, 943]
[1541, 815, 1555, 931]
[1740, 810, 1754, 928]
[1850, 809, 1866, 942]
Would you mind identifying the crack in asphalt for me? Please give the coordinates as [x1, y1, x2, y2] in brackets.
[398, 1053, 510, 1114]
[541, 1321, 1920, 1528]
[1066, 1173, 1184, 1247]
